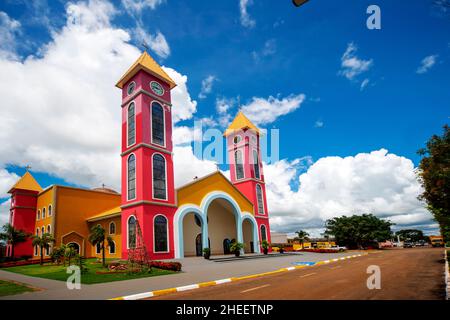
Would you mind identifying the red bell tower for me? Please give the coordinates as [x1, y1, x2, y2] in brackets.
[116, 51, 177, 260]
[225, 112, 272, 248]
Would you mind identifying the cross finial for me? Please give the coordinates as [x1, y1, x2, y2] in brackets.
[141, 41, 149, 52]
[102, 183, 105, 188]
[25, 165, 32, 171]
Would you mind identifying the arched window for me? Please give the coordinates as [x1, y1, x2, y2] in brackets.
[37, 210, 41, 220]
[48, 205, 52, 216]
[261, 225, 267, 242]
[153, 154, 166, 200]
[256, 184, 265, 214]
[36, 228, 39, 236]
[233, 135, 242, 144]
[253, 149, 260, 179]
[47, 225, 51, 234]
[128, 216, 136, 249]
[34, 245, 38, 256]
[151, 102, 165, 146]
[42, 207, 46, 219]
[154, 215, 168, 252]
[109, 241, 116, 254]
[127, 102, 135, 146]
[109, 222, 116, 234]
[235, 150, 244, 180]
[41, 226, 45, 235]
[127, 154, 136, 200]
[96, 242, 101, 254]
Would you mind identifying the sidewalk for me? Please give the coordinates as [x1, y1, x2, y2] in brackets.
[0, 251, 364, 300]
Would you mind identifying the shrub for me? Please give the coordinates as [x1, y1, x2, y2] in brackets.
[302, 248, 339, 254]
[150, 261, 182, 272]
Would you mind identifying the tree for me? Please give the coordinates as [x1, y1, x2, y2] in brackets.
[88, 225, 113, 267]
[65, 245, 77, 266]
[294, 230, 310, 246]
[417, 125, 450, 242]
[0, 223, 29, 258]
[324, 214, 394, 249]
[395, 229, 425, 242]
[32, 233, 55, 265]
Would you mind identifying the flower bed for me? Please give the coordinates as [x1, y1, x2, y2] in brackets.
[150, 261, 182, 272]
[0, 258, 52, 268]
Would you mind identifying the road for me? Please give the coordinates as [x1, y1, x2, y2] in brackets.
[150, 248, 446, 300]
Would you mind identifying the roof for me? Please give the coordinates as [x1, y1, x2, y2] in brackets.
[87, 206, 121, 222]
[224, 111, 261, 136]
[91, 187, 119, 194]
[8, 171, 43, 194]
[115, 51, 176, 89]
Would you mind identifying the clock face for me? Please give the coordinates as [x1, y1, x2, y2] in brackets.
[150, 81, 164, 96]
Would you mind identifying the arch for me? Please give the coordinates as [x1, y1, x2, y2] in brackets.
[41, 226, 45, 235]
[152, 153, 167, 200]
[127, 102, 136, 147]
[173, 205, 206, 259]
[109, 221, 116, 235]
[151, 101, 165, 146]
[260, 224, 267, 242]
[48, 205, 52, 216]
[67, 242, 80, 254]
[153, 214, 169, 253]
[37, 210, 40, 220]
[127, 215, 136, 249]
[242, 213, 261, 254]
[109, 241, 116, 254]
[47, 225, 51, 234]
[42, 207, 46, 219]
[127, 153, 136, 200]
[253, 149, 260, 179]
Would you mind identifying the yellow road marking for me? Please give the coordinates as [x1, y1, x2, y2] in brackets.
[240, 284, 271, 293]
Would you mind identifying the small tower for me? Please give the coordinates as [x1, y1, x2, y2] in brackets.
[7, 171, 43, 258]
[116, 51, 177, 260]
[224, 112, 272, 249]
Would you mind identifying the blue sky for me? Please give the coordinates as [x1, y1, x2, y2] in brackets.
[0, 0, 448, 234]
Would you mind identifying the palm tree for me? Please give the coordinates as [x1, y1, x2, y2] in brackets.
[295, 230, 310, 247]
[0, 223, 29, 258]
[88, 225, 113, 267]
[32, 233, 55, 265]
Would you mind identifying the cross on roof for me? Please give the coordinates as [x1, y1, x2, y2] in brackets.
[25, 165, 32, 171]
[141, 41, 149, 52]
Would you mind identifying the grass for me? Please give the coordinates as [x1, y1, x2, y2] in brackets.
[2, 259, 176, 284]
[0, 280, 36, 297]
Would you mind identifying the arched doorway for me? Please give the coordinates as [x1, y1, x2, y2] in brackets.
[242, 219, 254, 253]
[67, 242, 80, 254]
[207, 198, 239, 255]
[182, 212, 203, 257]
[223, 238, 231, 254]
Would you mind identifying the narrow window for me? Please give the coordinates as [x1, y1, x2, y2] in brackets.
[153, 154, 166, 200]
[109, 222, 116, 235]
[151, 102, 165, 146]
[37, 210, 41, 220]
[47, 225, 51, 234]
[256, 184, 264, 214]
[128, 216, 136, 249]
[109, 241, 116, 254]
[253, 150, 260, 179]
[235, 150, 244, 180]
[41, 226, 45, 235]
[127, 154, 136, 200]
[48, 205, 52, 216]
[96, 242, 101, 254]
[42, 207, 46, 219]
[261, 225, 267, 242]
[127, 102, 135, 146]
[154, 215, 168, 252]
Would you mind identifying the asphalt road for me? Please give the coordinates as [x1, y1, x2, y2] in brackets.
[150, 248, 446, 300]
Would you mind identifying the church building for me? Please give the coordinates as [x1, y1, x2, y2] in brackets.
[5, 51, 272, 260]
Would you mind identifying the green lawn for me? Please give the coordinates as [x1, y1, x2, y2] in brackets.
[3, 259, 176, 284]
[0, 280, 36, 297]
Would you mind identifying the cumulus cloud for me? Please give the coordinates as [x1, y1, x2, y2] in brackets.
[0, 11, 21, 60]
[239, 0, 255, 28]
[0, 170, 20, 199]
[339, 42, 373, 81]
[0, 199, 11, 227]
[240, 94, 306, 125]
[198, 75, 217, 99]
[0, 0, 195, 193]
[416, 54, 438, 74]
[265, 149, 434, 236]
[134, 25, 170, 59]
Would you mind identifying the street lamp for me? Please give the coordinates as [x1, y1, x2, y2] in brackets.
[292, 0, 309, 7]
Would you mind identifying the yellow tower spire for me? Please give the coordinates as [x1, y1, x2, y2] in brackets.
[224, 111, 261, 136]
[8, 171, 43, 194]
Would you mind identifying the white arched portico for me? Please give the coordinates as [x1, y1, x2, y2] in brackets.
[174, 191, 250, 258]
[242, 213, 261, 254]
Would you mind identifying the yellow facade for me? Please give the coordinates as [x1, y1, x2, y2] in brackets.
[177, 171, 254, 215]
[34, 187, 55, 258]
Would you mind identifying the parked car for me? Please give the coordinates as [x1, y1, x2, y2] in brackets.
[330, 245, 347, 252]
[403, 242, 414, 248]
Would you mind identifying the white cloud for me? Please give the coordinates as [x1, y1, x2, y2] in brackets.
[198, 75, 217, 99]
[134, 24, 170, 59]
[416, 54, 438, 74]
[121, 0, 165, 14]
[252, 39, 276, 62]
[0, 11, 21, 60]
[265, 149, 435, 235]
[239, 0, 255, 28]
[339, 42, 373, 81]
[0, 199, 11, 227]
[240, 94, 306, 125]
[360, 78, 370, 91]
[0, 170, 20, 199]
[173, 146, 217, 188]
[0, 0, 196, 191]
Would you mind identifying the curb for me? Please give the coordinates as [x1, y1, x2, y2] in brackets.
[110, 253, 366, 300]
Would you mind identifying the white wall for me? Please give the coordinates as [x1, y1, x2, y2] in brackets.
[183, 213, 202, 256]
[207, 200, 237, 255]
